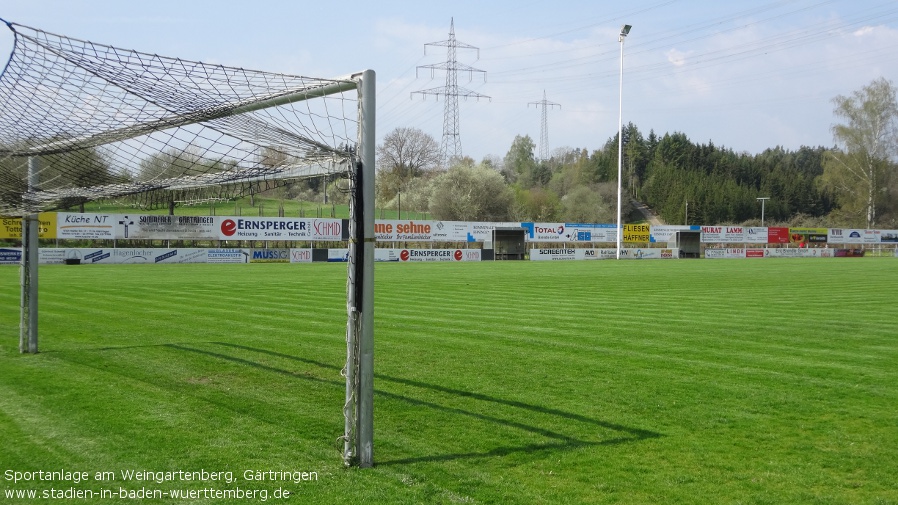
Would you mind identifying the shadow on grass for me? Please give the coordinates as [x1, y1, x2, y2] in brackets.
[195, 342, 663, 466]
[52, 342, 662, 465]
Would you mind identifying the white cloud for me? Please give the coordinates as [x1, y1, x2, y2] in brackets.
[665, 49, 690, 67]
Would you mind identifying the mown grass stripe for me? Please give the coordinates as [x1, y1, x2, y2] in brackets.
[1, 258, 897, 504]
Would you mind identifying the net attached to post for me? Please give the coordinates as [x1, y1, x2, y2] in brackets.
[0, 19, 375, 468]
[0, 19, 360, 215]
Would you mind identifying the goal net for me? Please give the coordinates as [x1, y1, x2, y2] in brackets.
[0, 19, 375, 467]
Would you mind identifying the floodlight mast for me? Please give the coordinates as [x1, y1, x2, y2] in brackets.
[757, 197, 770, 226]
[616, 24, 631, 260]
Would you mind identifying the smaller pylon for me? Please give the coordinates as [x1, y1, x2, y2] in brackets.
[528, 90, 561, 161]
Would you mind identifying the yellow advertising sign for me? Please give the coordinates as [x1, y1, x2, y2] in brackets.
[788, 227, 828, 244]
[623, 224, 651, 243]
[0, 213, 58, 239]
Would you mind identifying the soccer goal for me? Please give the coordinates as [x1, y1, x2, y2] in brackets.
[0, 19, 375, 468]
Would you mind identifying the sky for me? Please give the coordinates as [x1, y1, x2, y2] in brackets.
[2, 0, 898, 163]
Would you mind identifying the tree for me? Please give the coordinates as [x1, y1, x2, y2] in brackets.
[428, 163, 513, 221]
[137, 147, 230, 182]
[821, 78, 897, 228]
[503, 135, 538, 186]
[40, 146, 118, 211]
[560, 185, 614, 224]
[513, 186, 560, 221]
[376, 127, 441, 201]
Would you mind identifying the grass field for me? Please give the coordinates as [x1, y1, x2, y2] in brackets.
[1, 259, 897, 504]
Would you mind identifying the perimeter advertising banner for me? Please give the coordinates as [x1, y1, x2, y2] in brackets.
[0, 248, 21, 264]
[521, 222, 568, 242]
[617, 248, 676, 259]
[374, 220, 437, 241]
[118, 214, 217, 240]
[57, 213, 116, 239]
[530, 249, 602, 260]
[704, 248, 748, 259]
[520, 222, 619, 243]
[371, 221, 523, 243]
[650, 225, 699, 243]
[387, 249, 481, 262]
[882, 230, 898, 243]
[701, 226, 747, 243]
[763, 248, 836, 258]
[744, 227, 768, 244]
[54, 213, 344, 241]
[766, 227, 791, 244]
[827, 228, 880, 244]
[563, 223, 619, 242]
[38, 248, 236, 264]
[623, 224, 651, 243]
[789, 227, 828, 244]
[217, 217, 342, 241]
[430, 221, 471, 242]
[530, 248, 677, 260]
[0, 213, 57, 239]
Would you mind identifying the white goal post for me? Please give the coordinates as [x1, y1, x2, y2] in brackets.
[1, 19, 375, 468]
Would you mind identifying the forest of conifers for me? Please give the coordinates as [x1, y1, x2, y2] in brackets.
[592, 124, 837, 227]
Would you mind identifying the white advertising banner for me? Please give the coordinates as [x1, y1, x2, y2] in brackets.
[722, 226, 746, 243]
[701, 226, 723, 243]
[650, 225, 697, 243]
[374, 248, 482, 262]
[374, 220, 437, 241]
[701, 226, 747, 243]
[530, 249, 599, 260]
[117, 215, 217, 239]
[762, 248, 830, 258]
[36, 248, 246, 264]
[218, 217, 342, 241]
[521, 222, 568, 242]
[57, 213, 116, 239]
[744, 227, 768, 244]
[56, 213, 343, 241]
[207, 249, 251, 263]
[704, 248, 747, 259]
[617, 248, 677, 259]
[429, 221, 470, 242]
[329, 248, 350, 262]
[564, 223, 619, 242]
[521, 222, 619, 243]
[530, 248, 677, 260]
[289, 249, 313, 263]
[828, 228, 869, 244]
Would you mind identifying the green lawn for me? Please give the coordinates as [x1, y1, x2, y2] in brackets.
[1, 259, 897, 504]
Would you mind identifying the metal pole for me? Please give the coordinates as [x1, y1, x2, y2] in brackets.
[357, 69, 376, 468]
[20, 157, 39, 353]
[757, 197, 769, 227]
[616, 25, 630, 260]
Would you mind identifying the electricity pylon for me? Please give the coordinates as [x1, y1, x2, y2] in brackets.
[528, 90, 561, 161]
[412, 18, 489, 163]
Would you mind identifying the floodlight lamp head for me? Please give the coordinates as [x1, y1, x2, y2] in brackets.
[619, 24, 632, 42]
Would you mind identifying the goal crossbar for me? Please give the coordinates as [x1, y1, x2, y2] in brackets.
[2, 19, 376, 469]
